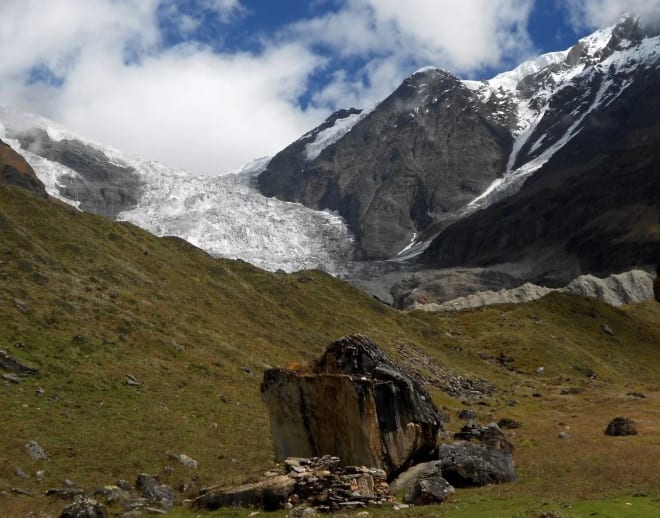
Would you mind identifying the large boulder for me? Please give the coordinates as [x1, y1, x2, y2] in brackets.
[436, 423, 516, 487]
[261, 335, 444, 477]
[605, 417, 638, 436]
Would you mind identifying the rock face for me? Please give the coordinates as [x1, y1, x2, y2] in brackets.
[422, 40, 660, 284]
[261, 335, 444, 477]
[14, 129, 143, 218]
[259, 70, 512, 259]
[605, 417, 638, 436]
[0, 138, 47, 198]
[408, 270, 655, 312]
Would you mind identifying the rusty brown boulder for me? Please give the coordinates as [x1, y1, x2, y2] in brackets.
[261, 335, 444, 477]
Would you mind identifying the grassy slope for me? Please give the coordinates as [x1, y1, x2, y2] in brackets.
[0, 184, 659, 516]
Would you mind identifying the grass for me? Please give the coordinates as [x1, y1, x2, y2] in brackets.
[0, 184, 659, 516]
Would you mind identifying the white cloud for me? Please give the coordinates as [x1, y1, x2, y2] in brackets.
[289, 0, 535, 109]
[0, 0, 538, 175]
[561, 0, 660, 30]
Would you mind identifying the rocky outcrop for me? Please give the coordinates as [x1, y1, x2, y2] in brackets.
[259, 69, 512, 259]
[261, 335, 444, 477]
[14, 129, 143, 218]
[0, 138, 47, 198]
[409, 270, 654, 312]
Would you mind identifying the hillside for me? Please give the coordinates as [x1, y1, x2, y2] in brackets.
[1, 184, 660, 516]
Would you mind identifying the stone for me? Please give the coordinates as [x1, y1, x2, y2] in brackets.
[437, 443, 516, 487]
[601, 323, 615, 336]
[26, 440, 48, 460]
[404, 474, 454, 505]
[14, 467, 29, 478]
[136, 474, 175, 509]
[457, 409, 475, 421]
[0, 349, 39, 375]
[94, 485, 132, 505]
[193, 475, 296, 511]
[558, 432, 571, 439]
[59, 496, 108, 518]
[497, 418, 521, 429]
[605, 417, 638, 436]
[172, 453, 198, 469]
[46, 488, 86, 499]
[654, 264, 660, 302]
[261, 335, 443, 477]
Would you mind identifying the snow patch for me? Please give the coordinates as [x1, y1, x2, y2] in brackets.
[303, 111, 366, 162]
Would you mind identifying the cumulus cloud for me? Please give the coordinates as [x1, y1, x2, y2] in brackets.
[561, 0, 660, 30]
[0, 0, 538, 175]
[288, 0, 535, 109]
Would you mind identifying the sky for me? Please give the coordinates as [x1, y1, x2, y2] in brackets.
[0, 0, 659, 176]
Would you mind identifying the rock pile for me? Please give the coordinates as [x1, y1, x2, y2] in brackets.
[194, 455, 391, 512]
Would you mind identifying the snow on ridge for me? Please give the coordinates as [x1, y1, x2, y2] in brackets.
[303, 111, 367, 162]
[488, 50, 569, 92]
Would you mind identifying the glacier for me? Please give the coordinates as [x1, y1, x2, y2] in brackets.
[0, 107, 355, 274]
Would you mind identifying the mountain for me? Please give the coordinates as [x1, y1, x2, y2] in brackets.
[0, 108, 354, 274]
[421, 16, 660, 286]
[258, 16, 660, 282]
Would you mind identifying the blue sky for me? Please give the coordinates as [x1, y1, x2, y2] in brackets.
[0, 0, 657, 175]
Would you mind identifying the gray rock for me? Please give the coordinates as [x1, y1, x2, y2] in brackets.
[26, 440, 48, 460]
[601, 323, 615, 336]
[605, 417, 638, 436]
[457, 409, 476, 421]
[0, 349, 39, 375]
[558, 432, 571, 439]
[14, 467, 29, 478]
[173, 453, 198, 469]
[59, 496, 108, 518]
[437, 442, 516, 487]
[136, 474, 175, 509]
[404, 473, 454, 505]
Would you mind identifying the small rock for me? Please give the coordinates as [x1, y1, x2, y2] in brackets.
[116, 479, 132, 491]
[601, 323, 614, 336]
[12, 487, 34, 496]
[173, 453, 198, 469]
[605, 417, 638, 436]
[497, 418, 521, 429]
[532, 392, 542, 398]
[558, 432, 571, 439]
[627, 392, 646, 399]
[2, 373, 21, 384]
[60, 495, 108, 518]
[26, 440, 48, 460]
[536, 367, 545, 375]
[36, 386, 45, 396]
[46, 487, 86, 499]
[126, 374, 141, 386]
[13, 298, 30, 314]
[458, 409, 476, 421]
[64, 479, 75, 488]
[405, 475, 455, 505]
[393, 504, 410, 510]
[136, 474, 175, 509]
[14, 467, 29, 479]
[36, 470, 46, 480]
